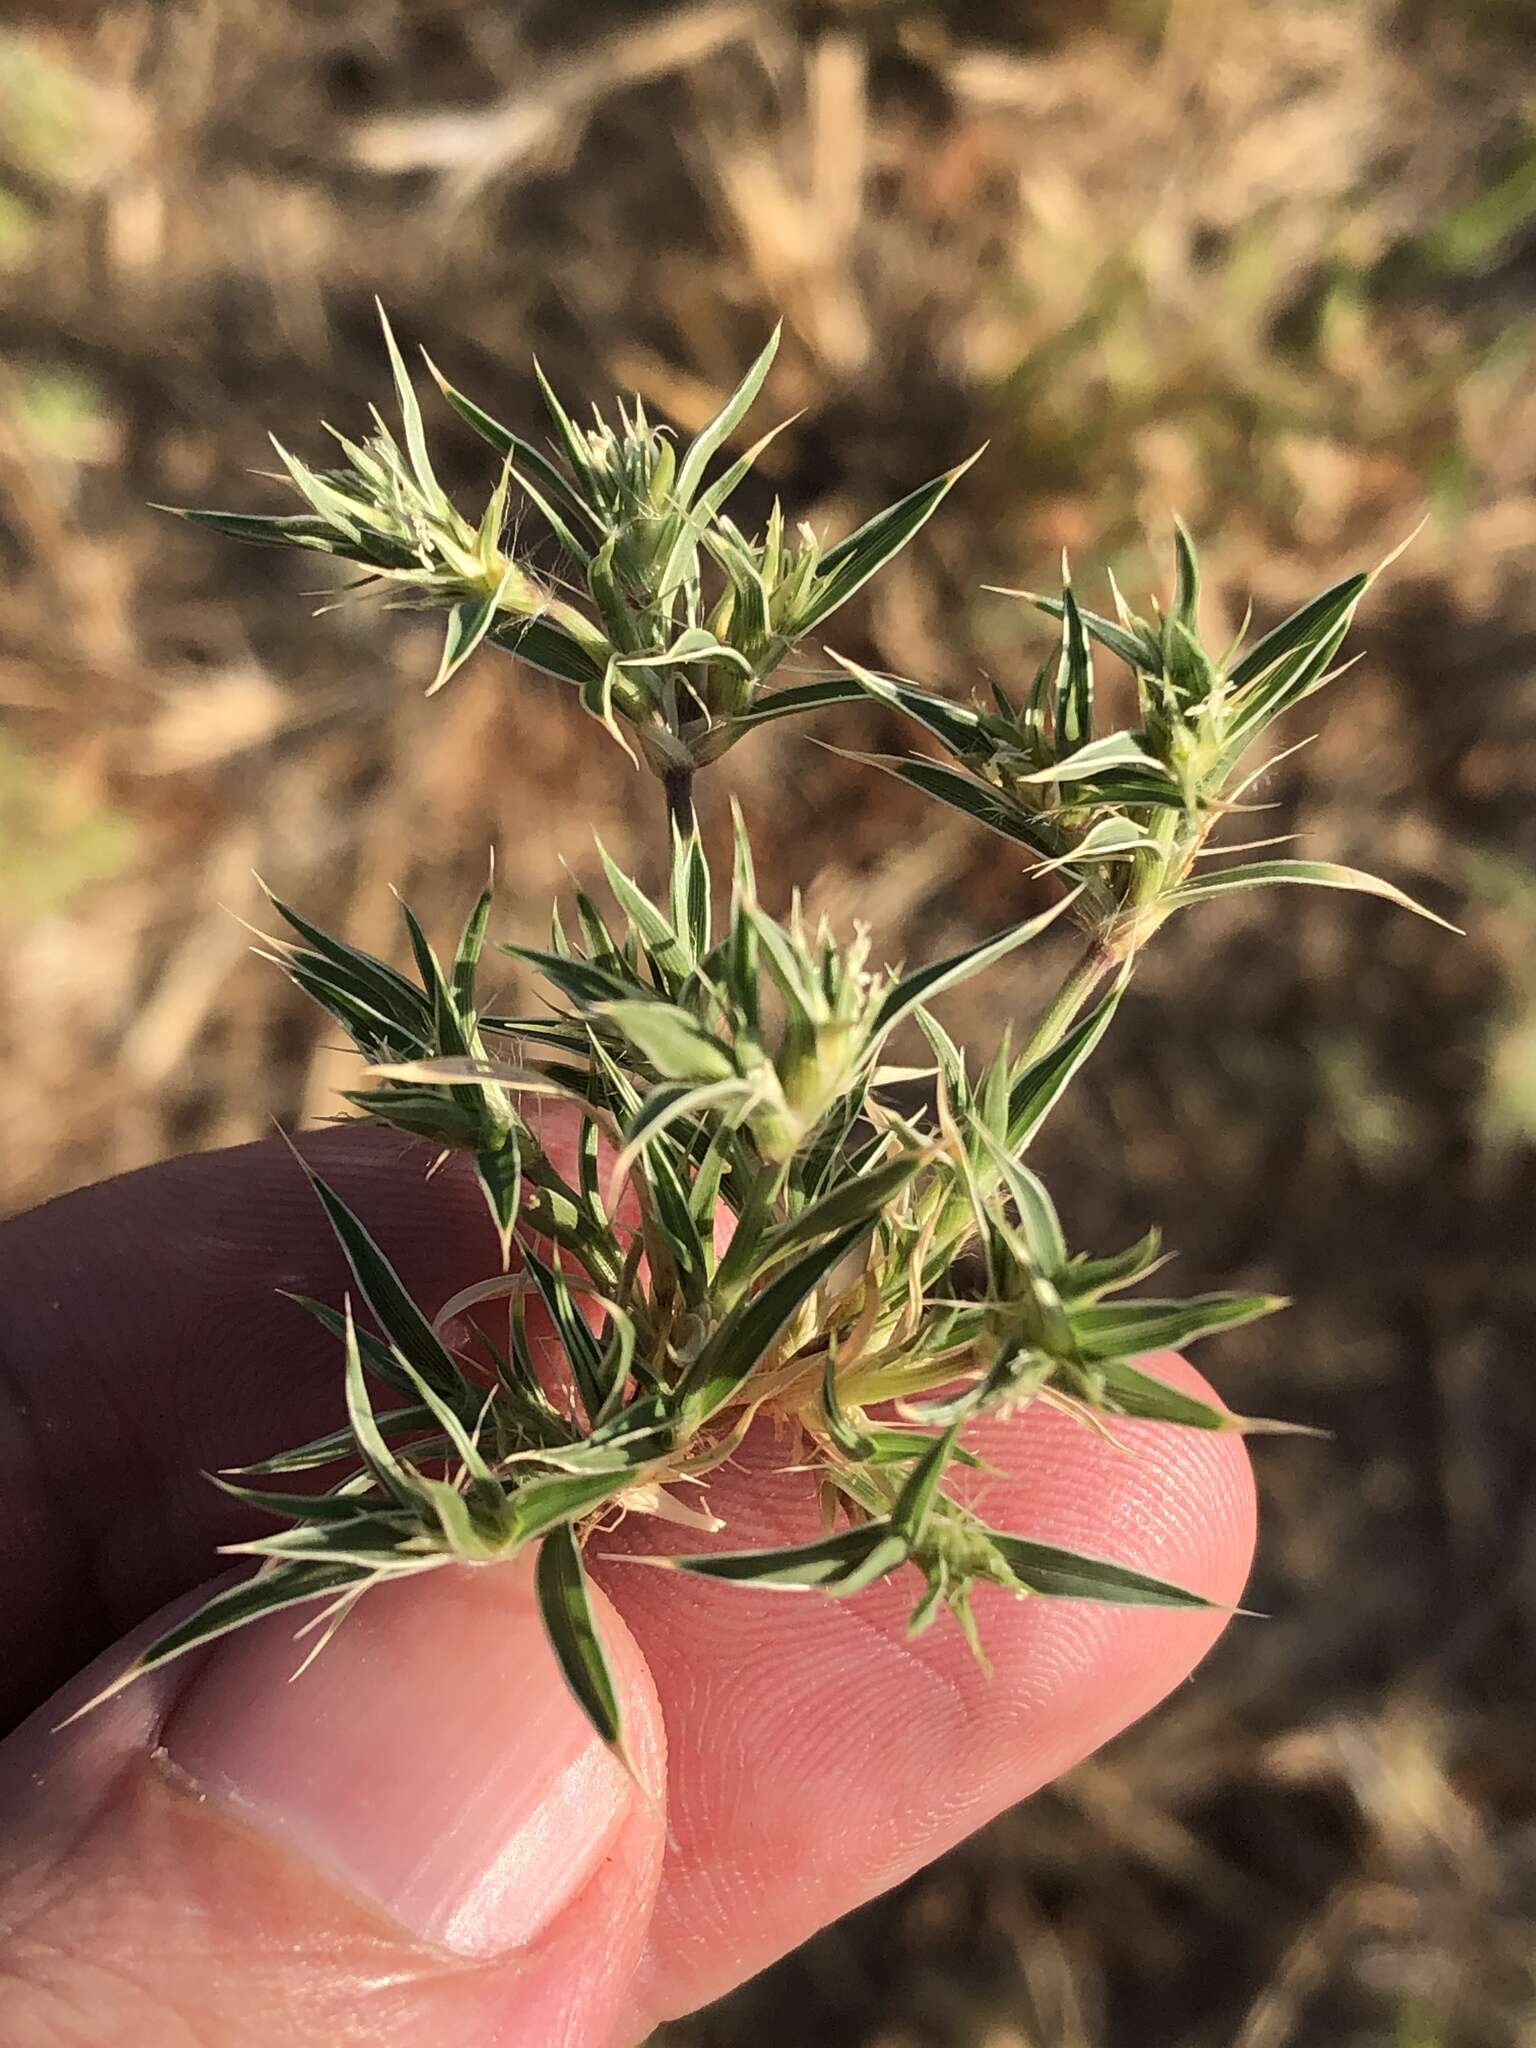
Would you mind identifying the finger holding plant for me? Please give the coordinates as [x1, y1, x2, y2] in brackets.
[106, 312, 1454, 1775]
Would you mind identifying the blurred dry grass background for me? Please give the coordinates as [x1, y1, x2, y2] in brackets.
[3, 1, 1536, 2041]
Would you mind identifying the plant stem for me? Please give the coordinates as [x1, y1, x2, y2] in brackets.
[1131, 805, 1182, 907]
[1019, 942, 1114, 1066]
[663, 763, 696, 842]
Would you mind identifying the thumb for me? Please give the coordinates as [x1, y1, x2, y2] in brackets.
[0, 1559, 667, 2048]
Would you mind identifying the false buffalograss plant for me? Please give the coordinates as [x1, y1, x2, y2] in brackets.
[93, 314, 1452, 1761]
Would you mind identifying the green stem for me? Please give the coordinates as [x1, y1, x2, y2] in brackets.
[1130, 805, 1182, 908]
[1026, 808, 1198, 1068]
[663, 763, 696, 843]
[1019, 942, 1114, 1066]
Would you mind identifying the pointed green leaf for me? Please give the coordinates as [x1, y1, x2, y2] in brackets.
[1172, 517, 1201, 637]
[1164, 859, 1458, 930]
[497, 943, 638, 1009]
[969, 1122, 1067, 1272]
[266, 439, 364, 538]
[798, 452, 983, 631]
[376, 300, 439, 500]
[601, 1000, 739, 1084]
[488, 614, 608, 688]
[284, 964, 427, 1064]
[222, 1512, 432, 1570]
[681, 1217, 872, 1422]
[340, 1304, 425, 1512]
[167, 506, 344, 550]
[757, 1149, 928, 1265]
[705, 522, 771, 649]
[819, 1330, 878, 1458]
[281, 1292, 419, 1393]
[640, 1520, 909, 1593]
[611, 1077, 755, 1196]
[1017, 732, 1171, 785]
[863, 1427, 983, 1470]
[1088, 1356, 1238, 1430]
[536, 1524, 626, 1751]
[127, 1560, 378, 1677]
[617, 628, 754, 676]
[595, 846, 686, 989]
[266, 891, 435, 1039]
[1008, 989, 1121, 1149]
[395, 898, 471, 1058]
[871, 755, 1069, 859]
[873, 889, 1077, 1040]
[507, 458, 597, 568]
[1164, 614, 1217, 702]
[214, 1478, 395, 1524]
[1228, 573, 1368, 687]
[428, 566, 515, 696]
[424, 355, 600, 532]
[1020, 590, 1160, 676]
[519, 1246, 609, 1427]
[1060, 816, 1152, 865]
[1060, 1229, 1165, 1303]
[476, 1142, 523, 1264]
[711, 675, 870, 741]
[987, 1528, 1216, 1607]
[914, 1006, 968, 1103]
[342, 1082, 481, 1148]
[655, 415, 800, 608]
[1055, 770, 1188, 810]
[303, 1165, 471, 1407]
[452, 879, 494, 1014]
[1223, 620, 1356, 756]
[1071, 1290, 1284, 1361]
[229, 1399, 437, 1476]
[376, 1331, 496, 1485]
[531, 358, 603, 499]
[831, 655, 986, 759]
[670, 829, 712, 963]
[673, 324, 781, 509]
[889, 1421, 962, 1546]
[1057, 584, 1093, 750]
[501, 1466, 635, 1547]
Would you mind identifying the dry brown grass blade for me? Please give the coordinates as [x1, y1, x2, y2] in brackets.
[350, 2, 763, 205]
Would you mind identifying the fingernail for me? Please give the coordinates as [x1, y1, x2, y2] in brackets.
[161, 1560, 634, 1958]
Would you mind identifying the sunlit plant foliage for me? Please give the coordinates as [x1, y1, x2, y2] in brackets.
[98, 314, 1452, 1762]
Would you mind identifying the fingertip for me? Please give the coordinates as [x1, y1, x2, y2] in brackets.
[161, 1559, 665, 1960]
[610, 1354, 1262, 2024]
[1102, 1347, 1260, 1605]
[1, 1560, 669, 2048]
[966, 1346, 1258, 1621]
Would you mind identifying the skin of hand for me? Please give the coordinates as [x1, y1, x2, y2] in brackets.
[0, 1125, 1255, 2047]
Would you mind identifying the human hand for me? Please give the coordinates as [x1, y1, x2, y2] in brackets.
[0, 1128, 1254, 2046]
